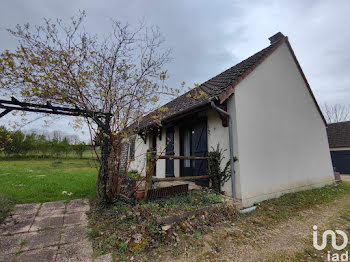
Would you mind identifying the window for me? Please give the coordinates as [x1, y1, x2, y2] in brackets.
[129, 136, 135, 160]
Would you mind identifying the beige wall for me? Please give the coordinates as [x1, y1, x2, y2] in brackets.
[129, 126, 181, 178]
[207, 109, 232, 195]
[155, 128, 167, 178]
[231, 42, 334, 207]
[128, 135, 148, 177]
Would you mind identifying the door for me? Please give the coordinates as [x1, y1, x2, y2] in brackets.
[331, 150, 350, 174]
[165, 127, 175, 177]
[192, 121, 208, 186]
[180, 119, 208, 186]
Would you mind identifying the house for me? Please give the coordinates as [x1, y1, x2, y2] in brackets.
[127, 32, 334, 207]
[327, 121, 350, 175]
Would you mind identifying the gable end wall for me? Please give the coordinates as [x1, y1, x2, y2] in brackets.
[232, 42, 334, 207]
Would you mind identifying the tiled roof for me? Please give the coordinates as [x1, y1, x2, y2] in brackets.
[327, 121, 350, 148]
[136, 33, 286, 130]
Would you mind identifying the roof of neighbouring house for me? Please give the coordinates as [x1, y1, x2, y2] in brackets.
[134, 32, 325, 131]
[327, 121, 350, 148]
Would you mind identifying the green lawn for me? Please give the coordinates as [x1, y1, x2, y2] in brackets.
[0, 158, 98, 204]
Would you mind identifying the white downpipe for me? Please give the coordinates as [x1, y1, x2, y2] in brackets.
[239, 206, 257, 214]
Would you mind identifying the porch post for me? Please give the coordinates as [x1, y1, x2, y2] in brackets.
[144, 150, 154, 199]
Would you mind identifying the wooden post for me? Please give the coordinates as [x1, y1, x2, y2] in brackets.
[144, 150, 154, 199]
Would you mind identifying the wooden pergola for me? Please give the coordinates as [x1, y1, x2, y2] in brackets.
[0, 97, 112, 201]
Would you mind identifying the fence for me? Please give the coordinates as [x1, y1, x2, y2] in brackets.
[144, 150, 209, 199]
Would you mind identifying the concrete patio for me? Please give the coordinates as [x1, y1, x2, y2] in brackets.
[0, 199, 93, 262]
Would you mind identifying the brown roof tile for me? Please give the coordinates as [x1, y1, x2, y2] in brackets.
[327, 121, 350, 148]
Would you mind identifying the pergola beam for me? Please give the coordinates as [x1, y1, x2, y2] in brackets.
[0, 97, 111, 131]
[0, 109, 12, 118]
[0, 96, 113, 202]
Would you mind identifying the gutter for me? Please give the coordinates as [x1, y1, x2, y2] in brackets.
[210, 98, 236, 198]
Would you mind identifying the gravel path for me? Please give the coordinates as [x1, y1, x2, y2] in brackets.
[171, 194, 350, 262]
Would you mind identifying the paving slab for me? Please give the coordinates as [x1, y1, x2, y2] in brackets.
[0, 234, 23, 254]
[21, 228, 61, 251]
[0, 199, 92, 261]
[63, 212, 88, 226]
[40, 201, 65, 211]
[16, 246, 58, 262]
[30, 215, 64, 231]
[12, 203, 41, 216]
[0, 216, 34, 235]
[37, 208, 66, 217]
[56, 239, 93, 262]
[66, 199, 90, 213]
[61, 225, 89, 244]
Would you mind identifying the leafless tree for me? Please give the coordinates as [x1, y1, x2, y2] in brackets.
[322, 103, 350, 123]
[0, 11, 178, 202]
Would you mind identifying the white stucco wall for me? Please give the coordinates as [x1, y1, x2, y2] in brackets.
[207, 109, 232, 195]
[231, 42, 334, 207]
[156, 126, 181, 178]
[155, 128, 167, 178]
[128, 135, 148, 177]
[128, 126, 181, 178]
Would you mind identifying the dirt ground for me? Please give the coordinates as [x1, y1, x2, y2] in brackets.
[164, 194, 350, 262]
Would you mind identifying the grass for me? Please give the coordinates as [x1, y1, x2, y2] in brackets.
[263, 184, 350, 262]
[239, 183, 350, 228]
[139, 189, 223, 216]
[292, 188, 350, 261]
[0, 158, 98, 204]
[0, 194, 14, 224]
[169, 183, 350, 262]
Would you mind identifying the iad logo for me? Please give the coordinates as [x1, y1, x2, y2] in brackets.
[313, 225, 349, 261]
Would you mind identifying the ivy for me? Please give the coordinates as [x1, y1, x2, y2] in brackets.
[207, 144, 231, 193]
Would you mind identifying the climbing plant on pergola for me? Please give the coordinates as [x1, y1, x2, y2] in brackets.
[0, 97, 112, 201]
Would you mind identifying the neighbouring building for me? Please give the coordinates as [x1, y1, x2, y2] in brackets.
[327, 120, 350, 175]
[127, 32, 334, 207]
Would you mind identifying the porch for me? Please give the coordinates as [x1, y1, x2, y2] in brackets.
[130, 107, 233, 197]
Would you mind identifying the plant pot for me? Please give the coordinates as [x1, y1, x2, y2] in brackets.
[136, 190, 145, 199]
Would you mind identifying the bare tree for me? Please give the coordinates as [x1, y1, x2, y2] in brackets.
[0, 11, 177, 202]
[322, 103, 350, 123]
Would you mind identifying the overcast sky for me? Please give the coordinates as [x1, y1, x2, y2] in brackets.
[0, 0, 349, 141]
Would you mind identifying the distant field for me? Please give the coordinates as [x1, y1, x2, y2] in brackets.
[0, 149, 98, 160]
[0, 158, 98, 204]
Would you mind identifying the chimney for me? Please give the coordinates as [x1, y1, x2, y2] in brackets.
[268, 32, 285, 44]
